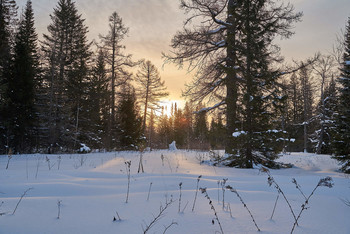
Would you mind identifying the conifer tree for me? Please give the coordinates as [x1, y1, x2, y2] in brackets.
[333, 17, 350, 173]
[311, 55, 336, 154]
[85, 49, 110, 149]
[41, 0, 91, 152]
[183, 102, 194, 149]
[5, 0, 39, 153]
[157, 109, 171, 148]
[312, 77, 337, 154]
[116, 85, 143, 150]
[209, 112, 226, 149]
[0, 0, 17, 153]
[193, 104, 209, 150]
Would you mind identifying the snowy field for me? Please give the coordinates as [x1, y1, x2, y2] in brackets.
[0, 150, 349, 234]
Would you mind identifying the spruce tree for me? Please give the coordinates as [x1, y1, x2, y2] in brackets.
[85, 49, 110, 149]
[0, 0, 17, 153]
[333, 17, 350, 173]
[41, 0, 91, 152]
[116, 85, 143, 150]
[313, 77, 337, 154]
[157, 110, 171, 148]
[193, 104, 209, 150]
[5, 0, 39, 153]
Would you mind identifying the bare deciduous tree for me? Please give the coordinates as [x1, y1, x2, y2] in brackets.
[135, 60, 168, 132]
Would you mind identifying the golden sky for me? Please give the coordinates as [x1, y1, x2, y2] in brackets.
[17, 0, 350, 105]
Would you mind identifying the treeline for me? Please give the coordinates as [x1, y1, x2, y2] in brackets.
[0, 0, 157, 153]
[146, 102, 225, 150]
[0, 0, 350, 172]
[0, 0, 223, 154]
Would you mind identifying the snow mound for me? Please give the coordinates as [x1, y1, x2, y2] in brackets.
[278, 152, 340, 172]
[169, 141, 177, 150]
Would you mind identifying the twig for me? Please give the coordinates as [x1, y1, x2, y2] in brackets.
[226, 185, 260, 232]
[340, 198, 350, 207]
[200, 188, 224, 234]
[57, 200, 62, 219]
[192, 175, 202, 212]
[291, 177, 333, 234]
[182, 201, 189, 213]
[113, 210, 122, 222]
[35, 158, 40, 179]
[178, 182, 183, 213]
[228, 203, 233, 218]
[221, 178, 228, 210]
[142, 200, 174, 234]
[6, 154, 12, 170]
[147, 182, 153, 201]
[125, 161, 131, 203]
[270, 194, 280, 220]
[138, 151, 145, 173]
[217, 180, 220, 203]
[292, 178, 307, 200]
[261, 167, 298, 225]
[163, 221, 178, 234]
[12, 188, 33, 215]
[57, 156, 62, 170]
[161, 154, 164, 166]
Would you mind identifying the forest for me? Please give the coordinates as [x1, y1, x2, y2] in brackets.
[0, 0, 349, 173]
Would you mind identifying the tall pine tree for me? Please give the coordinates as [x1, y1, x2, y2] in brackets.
[333, 17, 350, 173]
[5, 0, 39, 153]
[41, 0, 91, 152]
[0, 0, 17, 153]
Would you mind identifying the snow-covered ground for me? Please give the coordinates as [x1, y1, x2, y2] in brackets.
[0, 150, 349, 234]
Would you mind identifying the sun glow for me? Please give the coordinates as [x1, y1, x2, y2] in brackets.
[157, 99, 185, 117]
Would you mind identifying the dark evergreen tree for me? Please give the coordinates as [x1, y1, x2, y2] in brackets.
[85, 49, 110, 149]
[41, 0, 91, 152]
[312, 77, 337, 154]
[0, 0, 17, 153]
[311, 55, 336, 154]
[157, 108, 171, 148]
[193, 104, 209, 150]
[173, 108, 186, 148]
[116, 85, 143, 150]
[286, 73, 304, 152]
[4, 0, 39, 153]
[209, 112, 226, 150]
[333, 17, 350, 173]
[183, 101, 194, 149]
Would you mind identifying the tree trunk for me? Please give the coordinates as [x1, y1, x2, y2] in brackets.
[225, 0, 238, 156]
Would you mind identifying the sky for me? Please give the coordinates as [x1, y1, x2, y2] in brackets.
[16, 0, 350, 106]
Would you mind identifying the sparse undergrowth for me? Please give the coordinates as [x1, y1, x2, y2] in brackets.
[0, 151, 343, 234]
